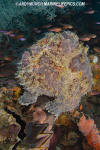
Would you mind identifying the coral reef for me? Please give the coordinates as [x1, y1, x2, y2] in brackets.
[77, 115, 100, 150]
[0, 0, 84, 30]
[16, 31, 93, 117]
[0, 107, 21, 150]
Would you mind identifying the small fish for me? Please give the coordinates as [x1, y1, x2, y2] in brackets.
[88, 34, 96, 39]
[0, 30, 7, 33]
[32, 28, 42, 33]
[96, 22, 100, 25]
[9, 33, 15, 37]
[14, 34, 26, 41]
[84, 10, 95, 14]
[19, 37, 26, 41]
[93, 47, 100, 53]
[48, 27, 62, 32]
[15, 34, 24, 39]
[79, 36, 91, 42]
[55, 4, 64, 8]
[42, 24, 52, 29]
[80, 34, 96, 41]
[3, 31, 13, 35]
[61, 24, 73, 29]
[0, 30, 15, 38]
[4, 56, 15, 61]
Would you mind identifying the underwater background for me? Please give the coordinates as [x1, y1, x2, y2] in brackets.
[0, 0, 100, 150]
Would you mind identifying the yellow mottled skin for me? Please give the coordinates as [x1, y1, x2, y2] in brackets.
[16, 31, 93, 117]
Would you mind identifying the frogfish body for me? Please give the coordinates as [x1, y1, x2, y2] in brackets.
[16, 31, 93, 117]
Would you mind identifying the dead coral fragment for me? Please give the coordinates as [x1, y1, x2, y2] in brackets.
[16, 31, 93, 117]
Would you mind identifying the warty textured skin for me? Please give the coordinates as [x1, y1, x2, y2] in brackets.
[16, 31, 93, 117]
